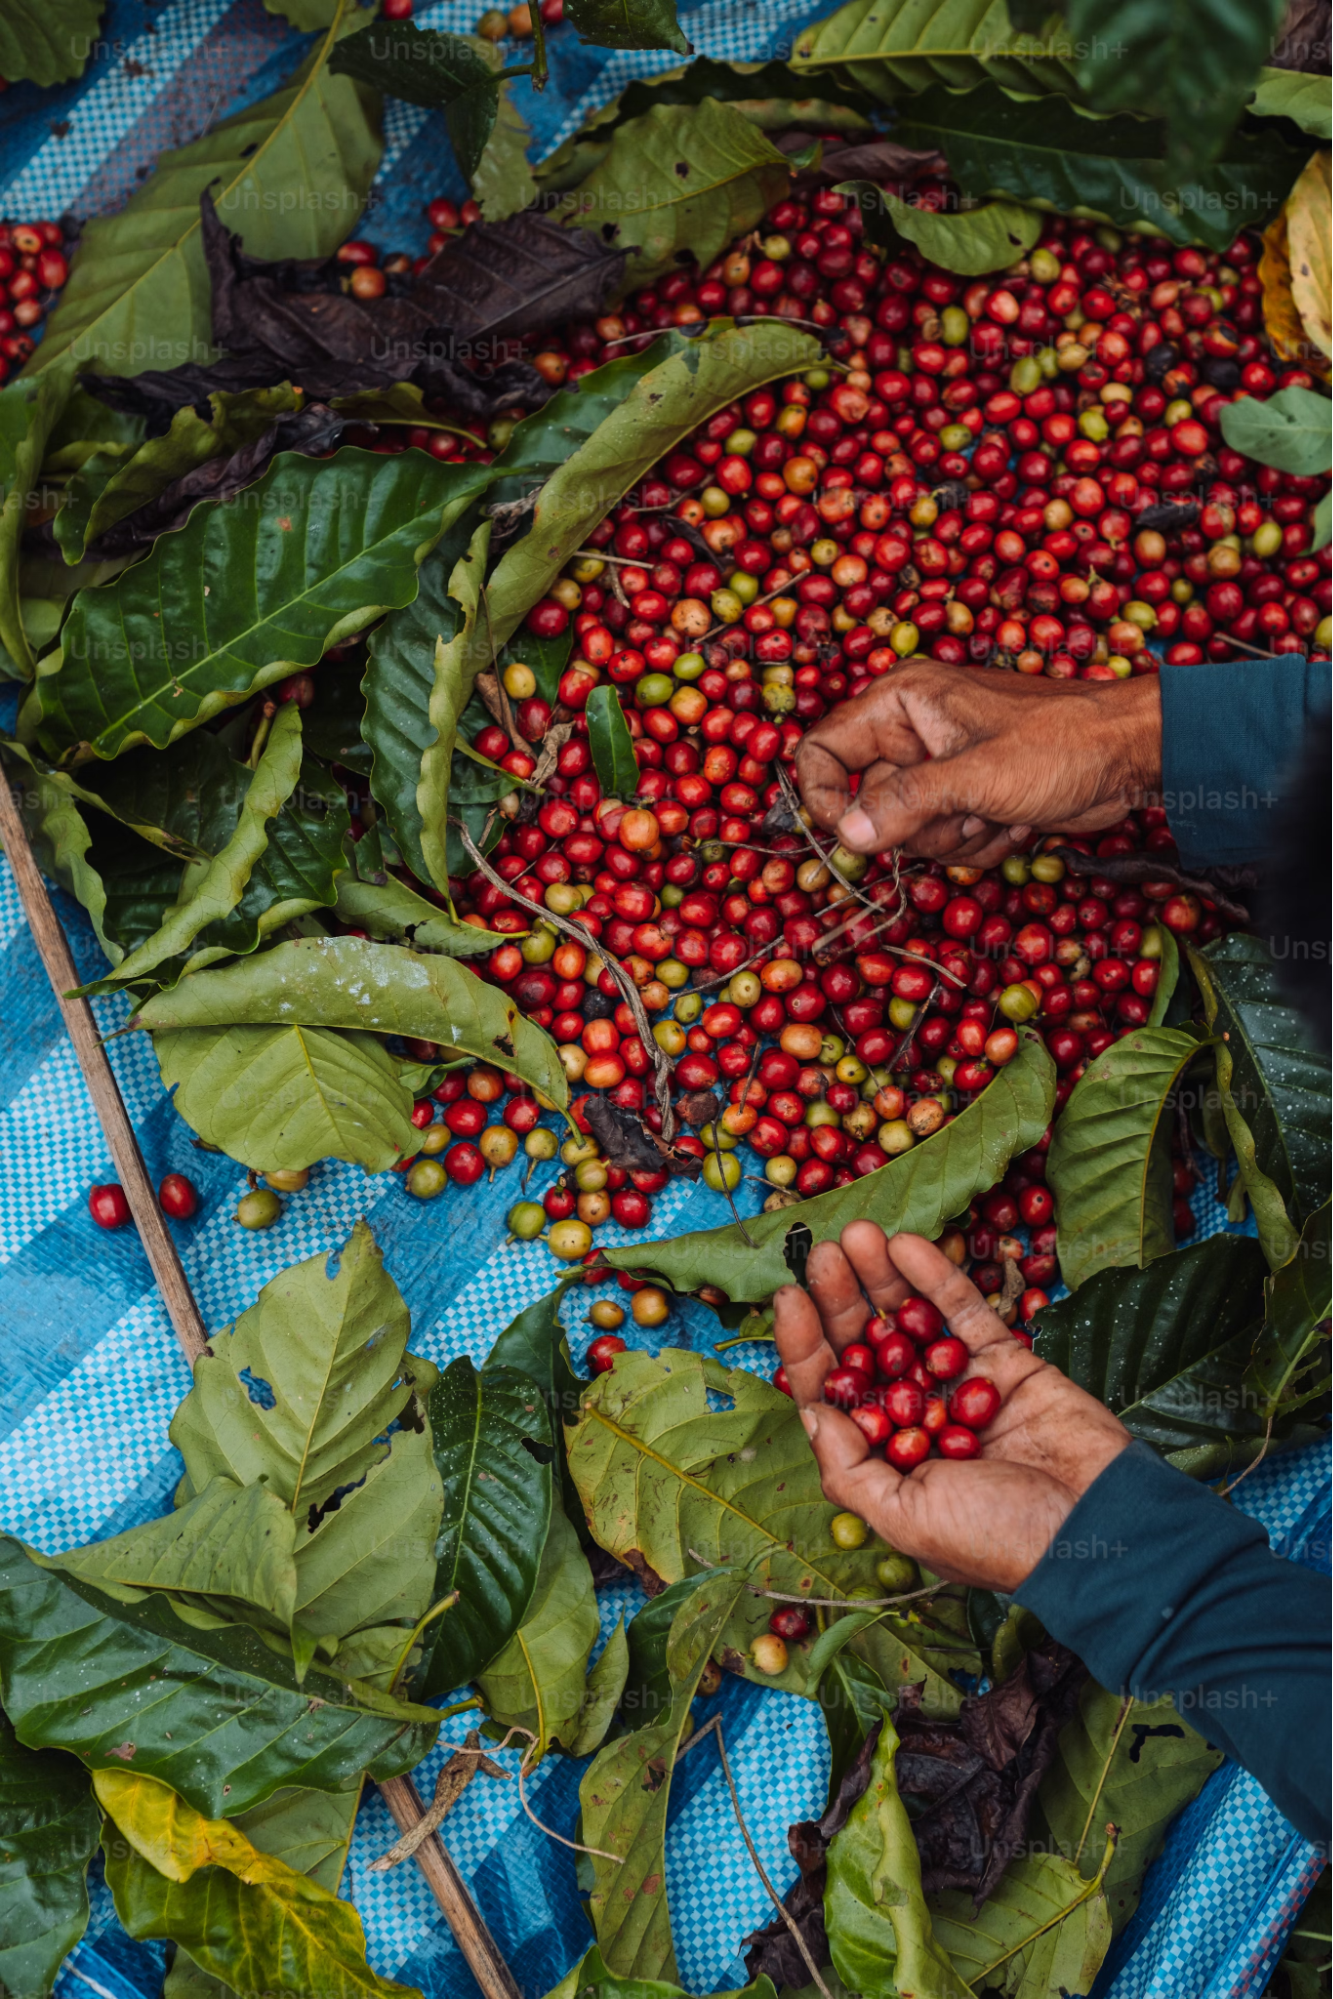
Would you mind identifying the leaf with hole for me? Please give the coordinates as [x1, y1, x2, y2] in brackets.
[134, 936, 568, 1110]
[475, 1505, 599, 1756]
[415, 1356, 552, 1697]
[565, 0, 691, 54]
[1067, 0, 1285, 179]
[567, 1349, 962, 1712]
[1047, 1026, 1205, 1291]
[1219, 385, 1333, 475]
[607, 1029, 1053, 1300]
[27, 17, 381, 386]
[39, 448, 489, 764]
[1032, 1233, 1272, 1458]
[845, 183, 1042, 273]
[891, 82, 1308, 252]
[0, 1537, 437, 1816]
[98, 1770, 412, 1999]
[1035, 1682, 1222, 1933]
[580, 1569, 747, 1981]
[790, 0, 1079, 100]
[0, 1716, 100, 1999]
[557, 99, 790, 284]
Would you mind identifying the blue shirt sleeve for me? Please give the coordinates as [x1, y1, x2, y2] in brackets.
[1015, 1442, 1330, 1844]
[1158, 658, 1331, 869]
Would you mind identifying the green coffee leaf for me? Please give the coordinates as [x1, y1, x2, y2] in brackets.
[1036, 1681, 1222, 1932]
[1246, 1200, 1332, 1420]
[0, 1538, 438, 1817]
[154, 1022, 416, 1173]
[418, 521, 492, 893]
[134, 935, 568, 1109]
[485, 1282, 595, 1554]
[824, 1717, 970, 1999]
[586, 684, 640, 799]
[844, 183, 1042, 274]
[1068, 0, 1285, 179]
[1219, 387, 1333, 477]
[1147, 927, 1181, 1028]
[0, 1716, 100, 1999]
[580, 1570, 747, 1981]
[1047, 1026, 1205, 1290]
[416, 1356, 552, 1696]
[929, 1847, 1112, 1994]
[40, 449, 490, 763]
[77, 702, 304, 994]
[170, 1222, 443, 1644]
[231, 1785, 358, 1893]
[1247, 66, 1333, 140]
[557, 100, 790, 284]
[475, 1506, 599, 1757]
[0, 747, 117, 961]
[28, 15, 382, 385]
[0, 0, 103, 84]
[891, 83, 1307, 252]
[569, 1620, 629, 1757]
[606, 1029, 1054, 1301]
[473, 82, 539, 221]
[790, 0, 1080, 100]
[0, 376, 68, 679]
[565, 0, 691, 55]
[332, 862, 501, 957]
[1032, 1234, 1271, 1457]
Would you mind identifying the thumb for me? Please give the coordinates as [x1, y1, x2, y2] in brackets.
[836, 745, 1009, 853]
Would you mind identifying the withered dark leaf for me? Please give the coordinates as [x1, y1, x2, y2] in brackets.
[1052, 846, 1254, 923]
[786, 134, 949, 191]
[585, 1094, 702, 1179]
[674, 1088, 720, 1130]
[412, 210, 625, 348]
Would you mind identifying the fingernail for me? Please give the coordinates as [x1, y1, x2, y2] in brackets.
[838, 808, 876, 850]
[800, 1409, 820, 1441]
[961, 815, 985, 838]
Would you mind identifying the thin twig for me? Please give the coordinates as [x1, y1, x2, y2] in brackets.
[685, 1550, 940, 1612]
[498, 1726, 623, 1862]
[454, 818, 676, 1141]
[371, 1729, 509, 1872]
[690, 1715, 836, 1999]
[707, 1115, 756, 1247]
[1073, 1698, 1132, 1870]
[1215, 1410, 1278, 1499]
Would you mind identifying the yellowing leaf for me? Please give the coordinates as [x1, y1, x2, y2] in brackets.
[94, 1770, 264, 1883]
[1286, 149, 1332, 363]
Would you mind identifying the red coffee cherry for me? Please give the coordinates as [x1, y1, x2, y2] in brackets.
[158, 1173, 198, 1220]
[89, 1183, 131, 1229]
[950, 1377, 1003, 1431]
[587, 1334, 627, 1373]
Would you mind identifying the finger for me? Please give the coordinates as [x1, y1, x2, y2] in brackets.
[806, 1239, 871, 1352]
[837, 746, 1017, 856]
[838, 1219, 914, 1316]
[884, 1234, 1023, 1362]
[802, 1403, 910, 1540]
[795, 738, 855, 830]
[773, 1282, 836, 1406]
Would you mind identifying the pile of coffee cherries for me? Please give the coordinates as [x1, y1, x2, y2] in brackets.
[0, 219, 72, 381]
[309, 176, 1329, 1300]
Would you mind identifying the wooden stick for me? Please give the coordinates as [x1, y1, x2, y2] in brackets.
[377, 1778, 523, 1999]
[0, 757, 523, 1999]
[0, 759, 208, 1365]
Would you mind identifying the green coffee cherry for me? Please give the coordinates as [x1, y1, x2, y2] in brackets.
[507, 1200, 546, 1240]
[236, 1188, 282, 1230]
[407, 1159, 448, 1200]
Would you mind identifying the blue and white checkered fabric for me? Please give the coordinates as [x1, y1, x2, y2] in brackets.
[0, 8, 1327, 1986]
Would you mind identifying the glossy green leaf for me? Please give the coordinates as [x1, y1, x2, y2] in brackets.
[565, 0, 691, 54]
[153, 1022, 416, 1173]
[1032, 1234, 1271, 1456]
[77, 702, 304, 993]
[332, 861, 501, 957]
[1247, 66, 1333, 140]
[1036, 1681, 1222, 1932]
[791, 0, 1078, 97]
[418, 521, 492, 893]
[844, 182, 1041, 273]
[1313, 490, 1331, 554]
[567, 1350, 961, 1713]
[330, 22, 506, 185]
[586, 685, 640, 800]
[484, 1282, 595, 1551]
[822, 1651, 895, 1809]
[0, 0, 103, 84]
[473, 82, 539, 221]
[0, 376, 68, 680]
[580, 1570, 747, 1981]
[557, 100, 790, 283]
[1147, 927, 1181, 1028]
[363, 509, 490, 884]
[620, 1577, 703, 1731]
[302, 647, 374, 775]
[475, 1506, 599, 1756]
[1047, 1026, 1204, 1290]
[483, 323, 820, 649]
[1068, 0, 1284, 178]
[416, 1356, 552, 1697]
[1246, 1200, 1333, 1419]
[1220, 387, 1333, 475]
[98, 1771, 411, 1999]
[0, 1537, 437, 1817]
[170, 1222, 443, 1644]
[40, 449, 486, 764]
[0, 1716, 100, 1999]
[569, 1620, 630, 1758]
[0, 748, 117, 960]
[56, 1476, 298, 1628]
[1192, 932, 1331, 1238]
[891, 83, 1308, 251]
[134, 936, 568, 1109]
[929, 1847, 1112, 1995]
[824, 1716, 970, 1999]
[28, 18, 382, 385]
[607, 1029, 1054, 1301]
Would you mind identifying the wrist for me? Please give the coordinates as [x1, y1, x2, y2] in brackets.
[1089, 677, 1162, 805]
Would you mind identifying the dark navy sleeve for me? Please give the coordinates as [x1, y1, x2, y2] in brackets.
[1015, 1442, 1330, 1845]
[1158, 658, 1331, 869]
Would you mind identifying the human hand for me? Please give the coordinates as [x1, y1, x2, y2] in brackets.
[773, 1224, 1131, 1591]
[794, 660, 1162, 867]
